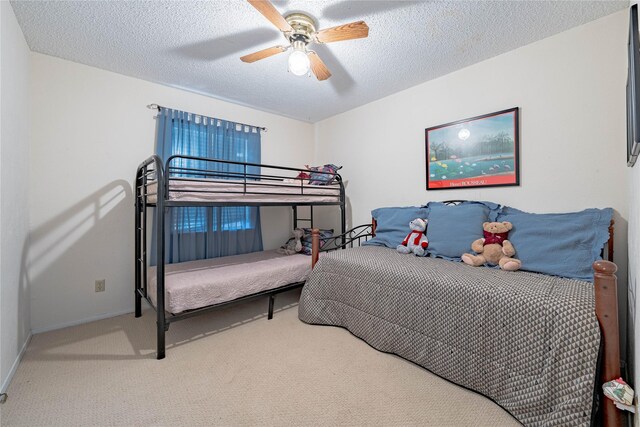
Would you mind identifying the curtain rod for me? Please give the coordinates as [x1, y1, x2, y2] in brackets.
[146, 104, 267, 132]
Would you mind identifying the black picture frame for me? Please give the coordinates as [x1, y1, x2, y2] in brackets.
[425, 107, 520, 191]
[627, 4, 640, 167]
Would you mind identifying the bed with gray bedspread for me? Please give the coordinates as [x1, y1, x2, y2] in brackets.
[298, 246, 600, 426]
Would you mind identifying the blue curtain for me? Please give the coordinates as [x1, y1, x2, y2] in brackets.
[152, 108, 263, 264]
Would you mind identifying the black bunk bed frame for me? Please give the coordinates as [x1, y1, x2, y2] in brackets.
[135, 155, 373, 359]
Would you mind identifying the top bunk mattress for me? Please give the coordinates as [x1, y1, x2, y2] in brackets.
[146, 178, 341, 204]
[147, 249, 312, 314]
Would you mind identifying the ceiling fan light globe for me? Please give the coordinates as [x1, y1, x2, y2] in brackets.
[288, 50, 310, 76]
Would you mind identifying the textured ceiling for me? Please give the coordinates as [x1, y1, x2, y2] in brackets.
[11, 0, 628, 122]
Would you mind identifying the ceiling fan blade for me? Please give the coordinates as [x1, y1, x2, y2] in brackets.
[240, 46, 287, 63]
[247, 0, 293, 33]
[308, 51, 332, 81]
[315, 21, 369, 43]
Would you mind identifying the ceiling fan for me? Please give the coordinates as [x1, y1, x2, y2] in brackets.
[240, 0, 369, 81]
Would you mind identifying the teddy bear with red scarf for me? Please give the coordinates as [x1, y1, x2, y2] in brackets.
[461, 221, 521, 271]
[397, 218, 429, 256]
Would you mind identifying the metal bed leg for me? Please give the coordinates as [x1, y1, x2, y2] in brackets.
[156, 187, 166, 360]
[135, 291, 142, 318]
[268, 294, 275, 320]
[157, 322, 166, 360]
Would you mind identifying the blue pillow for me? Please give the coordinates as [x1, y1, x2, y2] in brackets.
[496, 207, 612, 282]
[425, 201, 500, 260]
[363, 206, 430, 249]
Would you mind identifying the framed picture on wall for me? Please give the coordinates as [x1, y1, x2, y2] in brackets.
[425, 107, 520, 190]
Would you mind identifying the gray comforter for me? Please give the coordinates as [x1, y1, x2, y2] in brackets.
[298, 246, 600, 426]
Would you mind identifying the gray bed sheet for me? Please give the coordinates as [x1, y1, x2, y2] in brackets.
[298, 246, 600, 426]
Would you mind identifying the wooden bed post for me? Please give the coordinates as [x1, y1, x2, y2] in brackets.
[593, 260, 622, 427]
[371, 218, 377, 237]
[311, 228, 320, 268]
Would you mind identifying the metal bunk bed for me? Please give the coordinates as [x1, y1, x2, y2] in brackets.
[135, 154, 372, 359]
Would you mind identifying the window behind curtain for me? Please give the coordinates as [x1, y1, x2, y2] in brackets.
[171, 121, 254, 234]
[173, 207, 253, 233]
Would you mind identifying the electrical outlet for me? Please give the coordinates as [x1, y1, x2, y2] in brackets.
[95, 279, 105, 292]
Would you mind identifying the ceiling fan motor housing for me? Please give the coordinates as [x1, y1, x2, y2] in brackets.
[243, 0, 368, 81]
[284, 13, 316, 46]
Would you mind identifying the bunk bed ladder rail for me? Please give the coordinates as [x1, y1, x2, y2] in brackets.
[135, 161, 152, 315]
[135, 169, 142, 317]
[135, 155, 168, 359]
[294, 175, 346, 246]
[293, 206, 314, 229]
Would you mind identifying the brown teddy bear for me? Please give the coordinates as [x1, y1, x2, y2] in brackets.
[461, 221, 521, 271]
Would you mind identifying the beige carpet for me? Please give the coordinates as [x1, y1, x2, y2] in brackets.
[0, 290, 519, 426]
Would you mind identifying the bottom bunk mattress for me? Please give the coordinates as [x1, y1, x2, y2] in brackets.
[298, 246, 600, 427]
[148, 250, 312, 314]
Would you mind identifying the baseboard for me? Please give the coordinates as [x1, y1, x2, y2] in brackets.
[1, 332, 32, 394]
[31, 308, 136, 335]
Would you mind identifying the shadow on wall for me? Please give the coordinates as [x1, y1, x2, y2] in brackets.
[15, 239, 30, 366]
[25, 180, 134, 333]
[23, 180, 304, 360]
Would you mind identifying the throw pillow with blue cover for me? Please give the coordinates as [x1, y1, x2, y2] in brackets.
[425, 201, 501, 260]
[363, 206, 430, 249]
[496, 206, 612, 282]
[299, 228, 334, 255]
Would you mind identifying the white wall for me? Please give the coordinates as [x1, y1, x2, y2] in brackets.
[315, 11, 630, 351]
[0, 2, 31, 391]
[28, 53, 314, 333]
